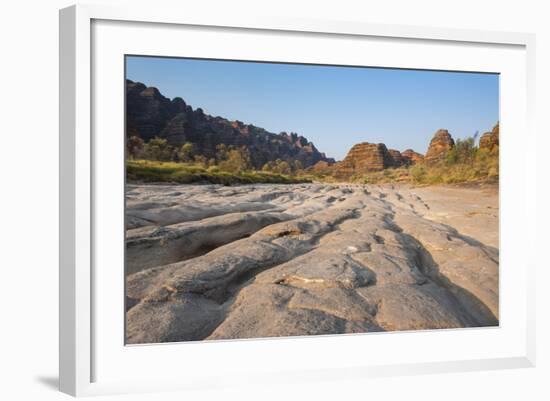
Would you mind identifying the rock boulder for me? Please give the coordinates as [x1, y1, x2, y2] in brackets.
[479, 123, 499, 153]
[333, 142, 393, 178]
[387, 149, 406, 167]
[424, 129, 455, 163]
[401, 149, 424, 164]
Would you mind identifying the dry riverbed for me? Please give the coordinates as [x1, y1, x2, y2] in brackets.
[125, 183, 499, 344]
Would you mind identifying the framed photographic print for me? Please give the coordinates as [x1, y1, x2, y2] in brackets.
[59, 4, 536, 396]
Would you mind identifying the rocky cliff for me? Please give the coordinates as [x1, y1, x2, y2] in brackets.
[333, 142, 392, 177]
[126, 79, 334, 169]
[387, 149, 407, 166]
[401, 149, 424, 164]
[332, 142, 423, 178]
[479, 123, 499, 153]
[424, 129, 455, 163]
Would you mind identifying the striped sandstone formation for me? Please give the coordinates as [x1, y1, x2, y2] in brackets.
[424, 129, 455, 164]
[479, 123, 499, 153]
[401, 149, 424, 164]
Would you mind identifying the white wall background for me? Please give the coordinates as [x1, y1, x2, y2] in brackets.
[0, 0, 547, 399]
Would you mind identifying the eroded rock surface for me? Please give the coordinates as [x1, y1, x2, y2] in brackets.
[333, 143, 397, 179]
[126, 183, 499, 344]
[425, 129, 455, 163]
[401, 149, 424, 164]
[479, 123, 499, 153]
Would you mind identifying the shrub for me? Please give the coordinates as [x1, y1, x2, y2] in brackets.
[410, 165, 427, 184]
[218, 146, 252, 173]
[177, 142, 196, 162]
[126, 159, 311, 185]
[142, 137, 173, 161]
[126, 136, 144, 160]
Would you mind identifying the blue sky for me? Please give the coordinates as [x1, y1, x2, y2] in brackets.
[126, 56, 499, 161]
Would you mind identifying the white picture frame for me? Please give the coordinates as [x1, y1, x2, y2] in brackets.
[59, 4, 536, 397]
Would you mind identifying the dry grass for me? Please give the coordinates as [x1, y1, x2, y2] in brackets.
[126, 159, 311, 185]
[308, 149, 498, 186]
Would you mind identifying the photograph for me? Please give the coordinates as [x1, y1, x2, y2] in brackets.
[124, 56, 500, 345]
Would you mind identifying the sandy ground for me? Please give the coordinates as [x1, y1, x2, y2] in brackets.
[125, 183, 499, 344]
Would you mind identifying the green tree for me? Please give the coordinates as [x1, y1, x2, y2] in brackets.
[218, 146, 252, 173]
[143, 137, 172, 161]
[446, 135, 478, 165]
[292, 160, 303, 174]
[270, 159, 291, 175]
[194, 154, 208, 167]
[178, 142, 196, 162]
[126, 136, 144, 160]
[262, 161, 275, 172]
[215, 144, 228, 162]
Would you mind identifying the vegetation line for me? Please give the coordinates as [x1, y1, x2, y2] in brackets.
[127, 159, 311, 185]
